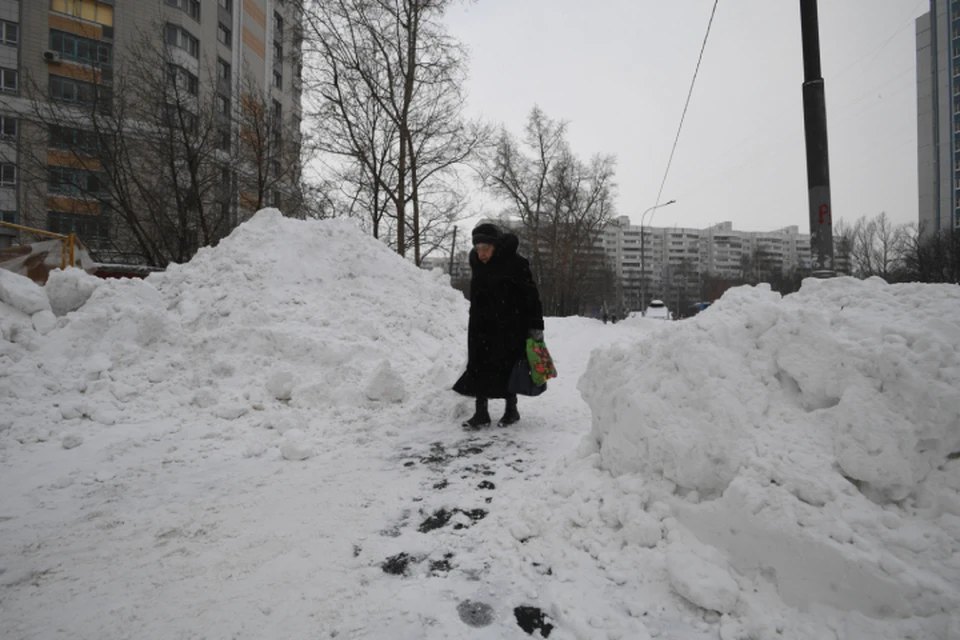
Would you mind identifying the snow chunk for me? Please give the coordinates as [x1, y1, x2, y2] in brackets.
[266, 371, 295, 401]
[46, 267, 100, 316]
[32, 310, 57, 335]
[280, 429, 312, 461]
[216, 404, 249, 420]
[61, 434, 83, 450]
[666, 543, 740, 614]
[0, 268, 51, 315]
[364, 360, 406, 403]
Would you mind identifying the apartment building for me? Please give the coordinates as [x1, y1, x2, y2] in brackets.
[602, 216, 851, 310]
[0, 0, 302, 262]
[916, 0, 960, 235]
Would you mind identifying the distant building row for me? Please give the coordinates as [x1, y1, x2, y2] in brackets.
[423, 216, 851, 310]
[600, 216, 851, 309]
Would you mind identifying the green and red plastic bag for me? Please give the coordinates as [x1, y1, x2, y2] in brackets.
[525, 338, 558, 387]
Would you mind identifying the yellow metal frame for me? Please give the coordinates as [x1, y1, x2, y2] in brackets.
[0, 221, 76, 269]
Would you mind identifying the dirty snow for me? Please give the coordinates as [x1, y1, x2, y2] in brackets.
[1, 209, 958, 640]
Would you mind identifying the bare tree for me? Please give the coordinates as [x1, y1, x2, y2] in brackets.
[850, 212, 906, 279]
[833, 218, 855, 275]
[484, 106, 617, 316]
[235, 69, 305, 215]
[301, 0, 484, 262]
[901, 222, 960, 283]
[484, 106, 567, 277]
[11, 25, 238, 267]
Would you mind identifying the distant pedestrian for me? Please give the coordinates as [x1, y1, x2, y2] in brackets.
[453, 223, 545, 428]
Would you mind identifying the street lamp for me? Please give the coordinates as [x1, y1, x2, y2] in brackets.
[639, 199, 676, 313]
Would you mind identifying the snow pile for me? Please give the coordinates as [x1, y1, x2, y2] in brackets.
[572, 277, 960, 637]
[0, 266, 58, 337]
[45, 267, 101, 317]
[1, 209, 468, 450]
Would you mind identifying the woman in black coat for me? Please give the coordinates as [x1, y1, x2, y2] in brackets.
[453, 223, 545, 428]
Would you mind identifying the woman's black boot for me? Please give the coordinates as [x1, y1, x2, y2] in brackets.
[498, 395, 520, 427]
[462, 397, 491, 429]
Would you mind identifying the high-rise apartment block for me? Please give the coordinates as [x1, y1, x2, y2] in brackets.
[0, 0, 303, 261]
[916, 0, 960, 235]
[601, 216, 849, 310]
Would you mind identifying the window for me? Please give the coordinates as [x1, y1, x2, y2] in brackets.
[218, 24, 232, 48]
[273, 70, 282, 89]
[217, 94, 230, 117]
[1, 21, 17, 46]
[49, 126, 100, 153]
[1, 116, 16, 139]
[50, 30, 112, 66]
[0, 210, 15, 224]
[48, 211, 109, 249]
[217, 126, 231, 151]
[164, 104, 199, 134]
[1, 67, 17, 92]
[50, 0, 113, 27]
[48, 166, 106, 196]
[272, 100, 282, 122]
[49, 75, 99, 105]
[218, 0, 233, 11]
[274, 12, 284, 38]
[166, 0, 200, 21]
[1, 163, 15, 187]
[166, 64, 199, 96]
[165, 24, 199, 58]
[217, 58, 231, 82]
[274, 40, 283, 62]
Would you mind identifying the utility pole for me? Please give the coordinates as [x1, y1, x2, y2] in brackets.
[799, 0, 835, 277]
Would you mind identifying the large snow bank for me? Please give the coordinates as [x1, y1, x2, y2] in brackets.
[1, 209, 468, 448]
[573, 278, 960, 638]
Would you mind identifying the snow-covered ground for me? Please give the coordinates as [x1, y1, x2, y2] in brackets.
[1, 210, 958, 639]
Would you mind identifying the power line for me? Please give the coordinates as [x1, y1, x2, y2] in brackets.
[828, 0, 927, 82]
[651, 0, 719, 220]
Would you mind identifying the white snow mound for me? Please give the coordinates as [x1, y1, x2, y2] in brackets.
[579, 277, 960, 634]
[0, 267, 51, 315]
[1, 209, 468, 444]
[46, 266, 101, 317]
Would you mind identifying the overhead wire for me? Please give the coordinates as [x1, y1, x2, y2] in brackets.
[828, 0, 927, 82]
[650, 0, 719, 221]
[672, 2, 926, 206]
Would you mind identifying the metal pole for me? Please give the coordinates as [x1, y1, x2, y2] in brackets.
[799, 0, 835, 277]
[640, 219, 646, 312]
[639, 200, 676, 313]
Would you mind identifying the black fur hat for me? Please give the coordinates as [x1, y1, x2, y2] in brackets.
[472, 223, 501, 246]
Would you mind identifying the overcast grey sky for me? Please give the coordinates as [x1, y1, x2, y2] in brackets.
[445, 0, 928, 233]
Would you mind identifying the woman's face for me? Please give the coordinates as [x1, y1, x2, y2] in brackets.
[476, 243, 495, 264]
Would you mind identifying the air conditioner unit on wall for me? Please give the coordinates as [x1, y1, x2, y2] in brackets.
[43, 50, 62, 63]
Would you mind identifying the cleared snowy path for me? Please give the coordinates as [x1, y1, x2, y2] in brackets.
[1, 309, 671, 640]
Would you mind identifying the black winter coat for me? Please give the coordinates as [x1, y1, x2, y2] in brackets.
[453, 233, 544, 398]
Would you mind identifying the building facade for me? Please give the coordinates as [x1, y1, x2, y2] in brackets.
[600, 216, 851, 311]
[0, 0, 302, 262]
[916, 0, 960, 236]
[437, 217, 851, 314]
